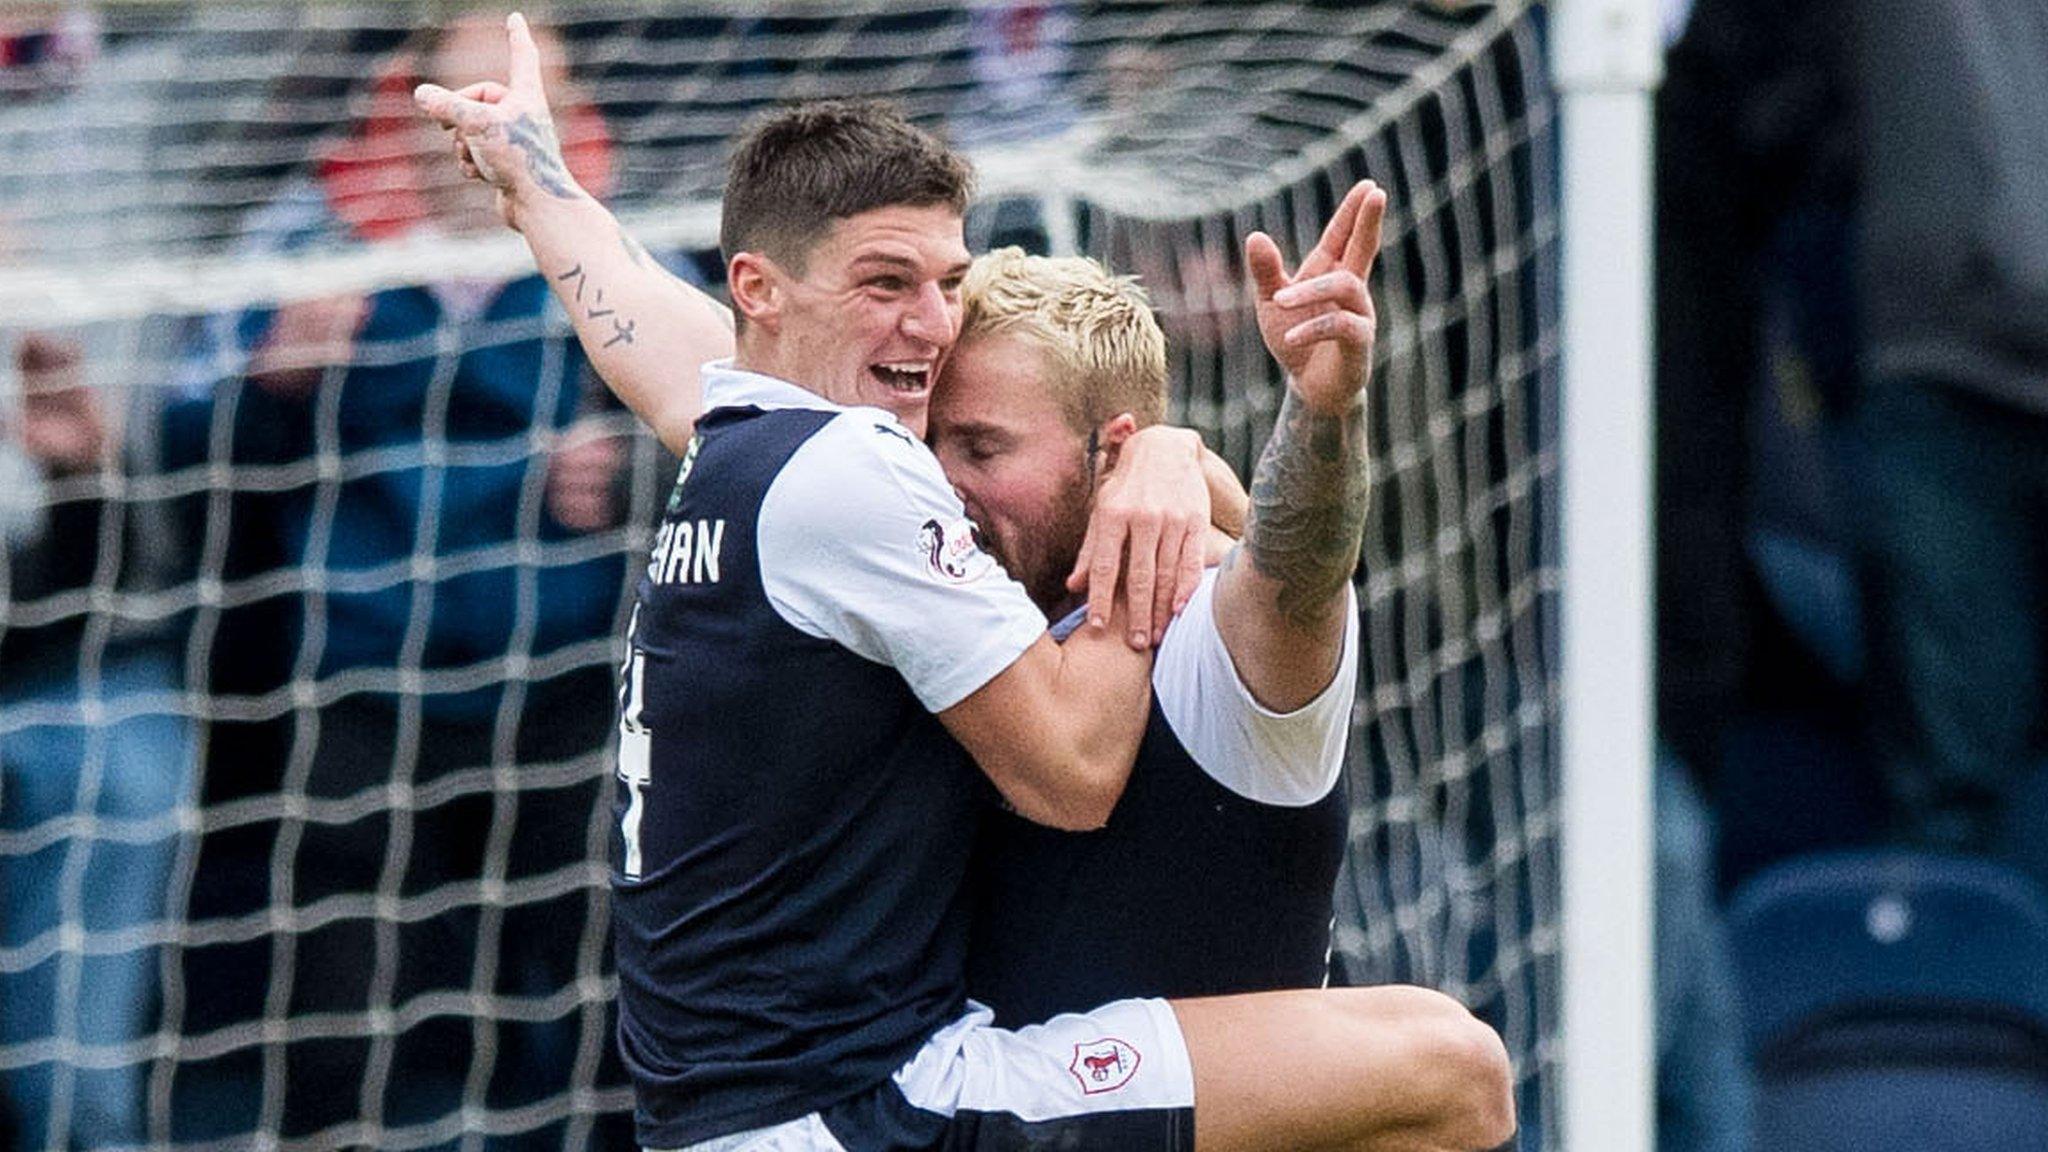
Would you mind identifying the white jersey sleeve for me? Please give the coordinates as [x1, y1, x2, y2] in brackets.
[1152, 567, 1360, 806]
[757, 410, 1049, 714]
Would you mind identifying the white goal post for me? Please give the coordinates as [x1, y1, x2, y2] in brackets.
[1553, 1, 1660, 1150]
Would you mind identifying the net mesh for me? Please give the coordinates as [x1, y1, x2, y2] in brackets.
[0, 2, 1559, 1148]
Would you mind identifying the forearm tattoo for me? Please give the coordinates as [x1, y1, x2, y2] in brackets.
[506, 113, 578, 200]
[1239, 387, 1370, 628]
[557, 262, 639, 348]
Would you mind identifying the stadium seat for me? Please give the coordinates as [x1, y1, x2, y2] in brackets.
[1727, 850, 2048, 1151]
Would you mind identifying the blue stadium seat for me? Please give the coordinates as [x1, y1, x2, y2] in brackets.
[1727, 850, 2048, 1151]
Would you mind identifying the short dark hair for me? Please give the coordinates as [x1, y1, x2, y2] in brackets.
[720, 99, 974, 272]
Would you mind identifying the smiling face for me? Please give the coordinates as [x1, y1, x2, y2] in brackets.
[742, 203, 971, 437]
[929, 332, 1096, 616]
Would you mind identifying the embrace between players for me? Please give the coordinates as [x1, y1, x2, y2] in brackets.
[418, 15, 1515, 1152]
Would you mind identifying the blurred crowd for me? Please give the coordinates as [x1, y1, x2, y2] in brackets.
[0, 5, 1106, 1147]
[1659, 0, 2048, 880]
[4, 0, 2044, 1150]
[2, 8, 657, 1146]
[1655, 0, 2048, 1149]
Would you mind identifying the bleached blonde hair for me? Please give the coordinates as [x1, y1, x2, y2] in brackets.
[959, 247, 1168, 433]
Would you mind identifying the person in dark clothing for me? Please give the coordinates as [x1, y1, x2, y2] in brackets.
[2, 330, 194, 1149]
[934, 249, 1355, 1029]
[1655, 0, 1857, 782]
[162, 16, 634, 1139]
[1848, 0, 2048, 852]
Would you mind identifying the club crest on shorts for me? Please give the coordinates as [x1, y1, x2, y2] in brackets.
[1068, 1037, 1141, 1095]
[918, 517, 994, 584]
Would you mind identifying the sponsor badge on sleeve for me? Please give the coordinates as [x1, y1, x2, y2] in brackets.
[918, 516, 996, 584]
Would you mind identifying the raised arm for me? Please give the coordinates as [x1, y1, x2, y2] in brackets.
[413, 13, 731, 455]
[1214, 180, 1385, 711]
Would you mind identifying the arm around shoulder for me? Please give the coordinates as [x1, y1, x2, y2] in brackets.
[758, 418, 1153, 830]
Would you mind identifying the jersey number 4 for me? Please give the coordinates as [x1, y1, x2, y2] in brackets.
[617, 619, 653, 880]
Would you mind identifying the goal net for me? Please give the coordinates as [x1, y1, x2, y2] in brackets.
[0, 2, 1559, 1149]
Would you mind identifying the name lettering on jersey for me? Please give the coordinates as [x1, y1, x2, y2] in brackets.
[648, 517, 726, 585]
[918, 516, 996, 584]
[1068, 1038, 1142, 1095]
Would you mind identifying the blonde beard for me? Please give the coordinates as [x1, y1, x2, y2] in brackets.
[1007, 459, 1096, 618]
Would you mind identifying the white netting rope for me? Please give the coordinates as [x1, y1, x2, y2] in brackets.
[1079, 8, 1560, 1139]
[0, 2, 1529, 326]
[0, 3, 1555, 1149]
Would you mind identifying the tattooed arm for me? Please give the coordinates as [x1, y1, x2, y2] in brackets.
[1213, 180, 1386, 711]
[517, 203, 732, 455]
[414, 14, 731, 455]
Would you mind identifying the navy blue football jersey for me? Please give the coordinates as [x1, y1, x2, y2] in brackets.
[969, 571, 1359, 1026]
[611, 364, 1044, 1148]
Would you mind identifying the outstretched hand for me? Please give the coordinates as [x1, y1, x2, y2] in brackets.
[413, 12, 583, 231]
[1244, 180, 1386, 412]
